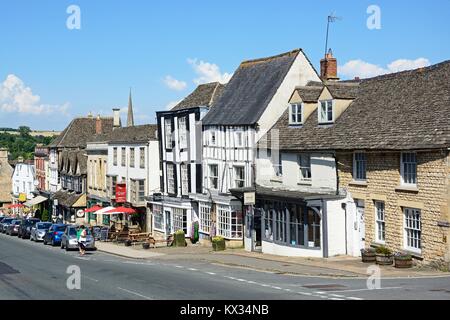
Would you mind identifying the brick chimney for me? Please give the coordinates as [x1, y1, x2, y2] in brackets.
[95, 115, 102, 134]
[320, 49, 339, 81]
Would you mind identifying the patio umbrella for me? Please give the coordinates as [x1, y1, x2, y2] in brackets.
[92, 206, 115, 215]
[84, 205, 103, 213]
[104, 206, 136, 214]
[7, 204, 25, 209]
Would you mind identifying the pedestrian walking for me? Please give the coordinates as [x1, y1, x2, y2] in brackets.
[77, 225, 87, 256]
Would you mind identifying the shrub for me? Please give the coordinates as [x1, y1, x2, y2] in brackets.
[361, 247, 376, 255]
[41, 208, 49, 222]
[376, 245, 392, 255]
[174, 230, 186, 247]
[212, 236, 226, 251]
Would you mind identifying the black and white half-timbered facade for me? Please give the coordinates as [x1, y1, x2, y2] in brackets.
[149, 82, 225, 239]
[192, 49, 321, 246]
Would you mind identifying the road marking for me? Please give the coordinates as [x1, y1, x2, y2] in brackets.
[206, 272, 216, 275]
[330, 297, 345, 300]
[347, 297, 364, 300]
[271, 286, 282, 290]
[117, 287, 152, 300]
[83, 276, 99, 282]
[329, 294, 346, 298]
[175, 265, 184, 268]
[326, 286, 402, 293]
[188, 268, 198, 271]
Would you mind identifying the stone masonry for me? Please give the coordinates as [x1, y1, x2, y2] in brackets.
[338, 150, 450, 266]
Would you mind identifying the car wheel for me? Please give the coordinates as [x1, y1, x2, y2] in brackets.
[43, 239, 47, 245]
[61, 241, 64, 249]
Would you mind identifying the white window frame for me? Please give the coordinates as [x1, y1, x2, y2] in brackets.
[152, 205, 164, 232]
[139, 147, 145, 169]
[353, 152, 367, 181]
[129, 147, 135, 168]
[234, 166, 245, 188]
[165, 118, 173, 149]
[375, 201, 385, 243]
[403, 207, 421, 253]
[138, 179, 145, 202]
[234, 131, 244, 147]
[318, 100, 334, 123]
[209, 130, 217, 146]
[208, 164, 218, 190]
[199, 202, 211, 234]
[298, 154, 311, 182]
[178, 116, 187, 150]
[166, 163, 175, 195]
[180, 164, 189, 196]
[217, 204, 243, 240]
[289, 103, 303, 125]
[121, 147, 126, 167]
[113, 147, 117, 166]
[400, 152, 417, 186]
[172, 208, 187, 234]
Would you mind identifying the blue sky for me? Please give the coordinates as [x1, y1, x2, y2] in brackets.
[0, 0, 449, 130]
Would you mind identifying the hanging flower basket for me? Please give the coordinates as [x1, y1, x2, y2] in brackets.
[361, 248, 377, 263]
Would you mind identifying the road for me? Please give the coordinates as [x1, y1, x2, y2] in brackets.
[1, 232, 450, 300]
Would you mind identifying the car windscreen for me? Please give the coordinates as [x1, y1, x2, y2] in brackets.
[37, 223, 52, 229]
[68, 228, 77, 236]
[55, 226, 66, 232]
[13, 221, 21, 225]
[3, 219, 13, 223]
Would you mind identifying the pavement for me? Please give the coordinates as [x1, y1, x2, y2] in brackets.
[95, 241, 447, 279]
[2, 233, 450, 300]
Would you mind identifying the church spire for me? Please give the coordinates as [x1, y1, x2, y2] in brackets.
[127, 88, 134, 127]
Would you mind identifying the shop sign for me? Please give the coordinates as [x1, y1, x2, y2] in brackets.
[116, 183, 127, 203]
[244, 192, 255, 205]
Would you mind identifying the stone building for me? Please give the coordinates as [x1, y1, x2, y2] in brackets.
[0, 148, 13, 209]
[251, 59, 450, 265]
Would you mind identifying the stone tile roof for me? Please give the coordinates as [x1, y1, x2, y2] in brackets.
[265, 61, 450, 151]
[202, 49, 302, 126]
[49, 117, 114, 148]
[105, 124, 158, 144]
[171, 82, 225, 111]
[294, 85, 324, 102]
[53, 190, 83, 207]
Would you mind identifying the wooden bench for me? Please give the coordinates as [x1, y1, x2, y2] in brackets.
[147, 235, 174, 248]
[115, 230, 130, 243]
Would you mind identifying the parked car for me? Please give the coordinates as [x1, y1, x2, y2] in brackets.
[6, 219, 22, 236]
[43, 224, 67, 246]
[30, 222, 53, 242]
[61, 225, 96, 251]
[0, 217, 14, 233]
[18, 218, 41, 239]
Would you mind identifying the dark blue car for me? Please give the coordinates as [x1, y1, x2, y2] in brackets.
[43, 224, 67, 246]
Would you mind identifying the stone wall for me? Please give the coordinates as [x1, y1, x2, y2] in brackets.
[338, 150, 450, 266]
[0, 149, 13, 204]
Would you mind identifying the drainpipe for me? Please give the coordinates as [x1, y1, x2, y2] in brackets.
[332, 153, 340, 196]
[322, 199, 329, 258]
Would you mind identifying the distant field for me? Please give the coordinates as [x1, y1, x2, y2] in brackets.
[0, 130, 60, 137]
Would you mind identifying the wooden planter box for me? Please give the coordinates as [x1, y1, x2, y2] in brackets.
[361, 252, 376, 263]
[376, 253, 393, 265]
[394, 257, 413, 268]
[212, 239, 226, 251]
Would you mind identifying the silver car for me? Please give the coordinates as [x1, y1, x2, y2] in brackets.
[30, 222, 53, 241]
[60, 225, 96, 251]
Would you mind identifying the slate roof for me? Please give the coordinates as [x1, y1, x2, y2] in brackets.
[105, 124, 158, 144]
[265, 61, 450, 151]
[171, 82, 225, 111]
[49, 117, 114, 148]
[229, 185, 343, 201]
[294, 85, 324, 102]
[202, 49, 302, 126]
[59, 150, 87, 176]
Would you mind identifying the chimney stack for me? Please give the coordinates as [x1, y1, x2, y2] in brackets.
[320, 49, 339, 81]
[112, 108, 121, 128]
[0, 148, 8, 162]
[95, 115, 102, 134]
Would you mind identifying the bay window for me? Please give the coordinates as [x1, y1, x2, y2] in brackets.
[199, 202, 212, 234]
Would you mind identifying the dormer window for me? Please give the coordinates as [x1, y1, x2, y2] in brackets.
[319, 100, 333, 123]
[289, 103, 303, 125]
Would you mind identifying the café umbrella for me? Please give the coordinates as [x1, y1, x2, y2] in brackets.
[84, 205, 103, 213]
[104, 207, 136, 215]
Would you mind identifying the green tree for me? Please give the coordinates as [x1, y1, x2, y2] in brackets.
[18, 126, 31, 137]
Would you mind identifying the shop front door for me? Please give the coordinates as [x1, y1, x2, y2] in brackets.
[356, 200, 365, 251]
[165, 210, 172, 236]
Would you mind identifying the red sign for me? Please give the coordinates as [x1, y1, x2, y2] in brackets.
[115, 183, 127, 203]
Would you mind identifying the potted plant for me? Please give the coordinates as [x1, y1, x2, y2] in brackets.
[174, 230, 186, 247]
[361, 247, 377, 263]
[375, 246, 393, 265]
[394, 252, 413, 268]
[212, 236, 226, 251]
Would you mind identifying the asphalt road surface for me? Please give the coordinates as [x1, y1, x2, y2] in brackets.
[1, 232, 450, 300]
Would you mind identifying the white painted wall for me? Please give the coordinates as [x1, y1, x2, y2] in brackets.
[49, 149, 59, 193]
[326, 199, 347, 257]
[12, 163, 36, 199]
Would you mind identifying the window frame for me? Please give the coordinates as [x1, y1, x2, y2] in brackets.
[152, 205, 164, 232]
[165, 118, 173, 150]
[400, 152, 417, 186]
[113, 147, 118, 166]
[234, 166, 245, 188]
[129, 147, 135, 168]
[289, 103, 303, 125]
[199, 202, 212, 234]
[180, 164, 189, 196]
[166, 163, 175, 195]
[139, 147, 145, 169]
[234, 131, 244, 148]
[121, 147, 126, 167]
[403, 207, 421, 253]
[318, 100, 334, 124]
[209, 130, 217, 146]
[353, 152, 367, 181]
[374, 201, 385, 244]
[298, 154, 312, 182]
[208, 164, 219, 190]
[178, 116, 188, 150]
